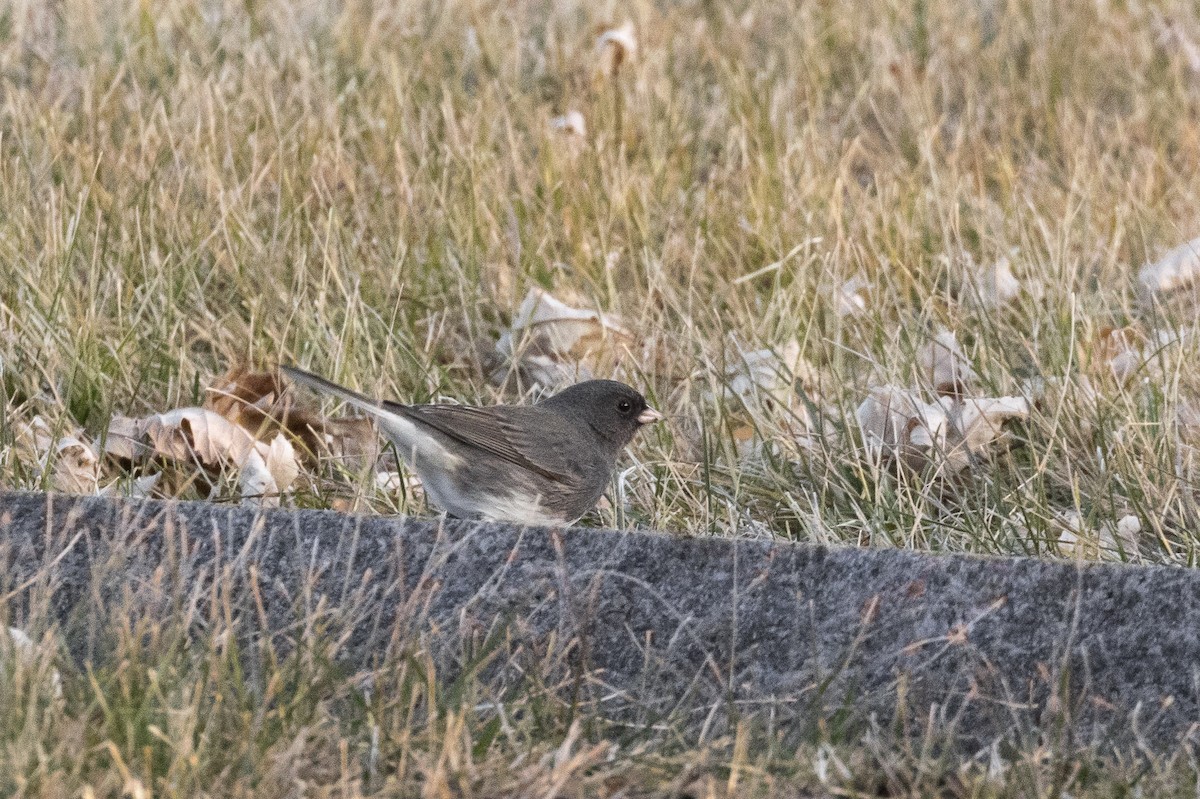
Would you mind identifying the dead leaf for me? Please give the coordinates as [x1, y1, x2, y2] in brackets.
[1138, 235, 1200, 298]
[1091, 325, 1150, 383]
[142, 408, 258, 466]
[549, 110, 586, 138]
[709, 337, 831, 461]
[722, 338, 818, 408]
[4, 627, 61, 697]
[240, 434, 301, 507]
[207, 367, 381, 469]
[596, 22, 637, 77]
[917, 329, 977, 395]
[1174, 400, 1200, 483]
[51, 436, 100, 494]
[205, 367, 285, 431]
[16, 417, 100, 494]
[107, 407, 301, 504]
[1151, 9, 1200, 74]
[100, 472, 162, 499]
[1054, 511, 1141, 561]
[491, 288, 633, 390]
[857, 389, 1026, 474]
[955, 250, 1022, 309]
[856, 386, 949, 469]
[103, 415, 152, 462]
[373, 470, 426, 505]
[834, 275, 869, 317]
[941, 395, 1029, 472]
[1091, 324, 1194, 386]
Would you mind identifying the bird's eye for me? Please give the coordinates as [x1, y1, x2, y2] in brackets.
[617, 399, 632, 414]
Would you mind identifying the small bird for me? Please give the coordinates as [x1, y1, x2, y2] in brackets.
[281, 365, 663, 525]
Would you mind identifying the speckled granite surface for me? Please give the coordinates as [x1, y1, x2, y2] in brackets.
[1, 490, 1196, 751]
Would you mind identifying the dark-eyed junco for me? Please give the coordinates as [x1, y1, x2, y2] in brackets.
[281, 365, 662, 525]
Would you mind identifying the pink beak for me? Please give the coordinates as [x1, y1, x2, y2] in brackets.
[637, 407, 664, 425]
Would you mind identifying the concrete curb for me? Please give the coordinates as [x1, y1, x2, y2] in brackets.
[0, 490, 1196, 752]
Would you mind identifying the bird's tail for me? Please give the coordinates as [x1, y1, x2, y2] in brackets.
[280, 364, 389, 418]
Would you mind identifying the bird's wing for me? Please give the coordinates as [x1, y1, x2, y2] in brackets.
[283, 364, 588, 485]
[388, 402, 583, 485]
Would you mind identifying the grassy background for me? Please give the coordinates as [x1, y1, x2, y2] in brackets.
[3, 0, 1200, 793]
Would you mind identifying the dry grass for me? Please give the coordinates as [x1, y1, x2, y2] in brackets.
[4, 0, 1200, 792]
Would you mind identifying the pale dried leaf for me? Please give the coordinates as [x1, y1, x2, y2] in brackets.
[958, 250, 1022, 309]
[596, 22, 637, 76]
[1151, 9, 1200, 74]
[238, 449, 278, 506]
[237, 436, 301, 507]
[1092, 326, 1149, 383]
[1138, 235, 1200, 297]
[723, 339, 818, 407]
[16, 417, 100, 494]
[856, 386, 948, 467]
[1022, 373, 1099, 408]
[144, 408, 259, 467]
[117, 407, 301, 504]
[1090, 325, 1193, 385]
[942, 395, 1029, 472]
[710, 338, 831, 462]
[6, 627, 33, 653]
[98, 472, 161, 499]
[509, 287, 632, 353]
[1054, 511, 1140, 561]
[549, 110, 586, 138]
[375, 470, 422, 494]
[917, 329, 977, 395]
[15, 416, 53, 458]
[103, 415, 151, 461]
[52, 435, 100, 494]
[263, 434, 300, 494]
[5, 627, 62, 697]
[492, 288, 633, 390]
[834, 275, 869, 317]
[1174, 400, 1200, 482]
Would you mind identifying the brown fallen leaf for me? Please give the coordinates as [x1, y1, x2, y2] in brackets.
[207, 367, 381, 469]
